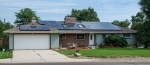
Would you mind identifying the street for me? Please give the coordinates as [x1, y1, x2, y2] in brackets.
[0, 62, 150, 65]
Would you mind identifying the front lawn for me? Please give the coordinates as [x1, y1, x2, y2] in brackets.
[57, 48, 150, 58]
[0, 51, 12, 59]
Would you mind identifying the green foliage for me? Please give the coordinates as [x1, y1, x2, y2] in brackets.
[67, 7, 100, 22]
[0, 51, 12, 59]
[131, 12, 146, 22]
[131, 22, 143, 30]
[14, 8, 40, 26]
[0, 20, 13, 38]
[112, 19, 130, 28]
[57, 48, 150, 58]
[139, 0, 150, 19]
[104, 35, 128, 47]
[137, 20, 150, 48]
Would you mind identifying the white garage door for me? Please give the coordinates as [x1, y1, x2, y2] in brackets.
[14, 34, 50, 49]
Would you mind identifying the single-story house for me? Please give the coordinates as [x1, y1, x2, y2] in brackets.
[4, 17, 136, 50]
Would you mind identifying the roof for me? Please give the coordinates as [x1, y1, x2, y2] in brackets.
[19, 21, 121, 31]
[4, 21, 136, 34]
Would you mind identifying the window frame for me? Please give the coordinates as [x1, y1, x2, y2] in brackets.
[123, 34, 131, 38]
[76, 34, 85, 40]
[102, 34, 106, 39]
[59, 34, 66, 39]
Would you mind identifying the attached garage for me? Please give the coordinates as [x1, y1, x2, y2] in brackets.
[14, 34, 50, 50]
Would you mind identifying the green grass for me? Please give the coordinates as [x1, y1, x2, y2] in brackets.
[57, 48, 150, 58]
[0, 51, 12, 59]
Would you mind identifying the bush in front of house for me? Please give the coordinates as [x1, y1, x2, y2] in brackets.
[104, 35, 128, 47]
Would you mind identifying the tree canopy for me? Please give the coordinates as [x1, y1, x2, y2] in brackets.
[139, 0, 150, 19]
[0, 20, 14, 38]
[66, 7, 100, 22]
[112, 19, 130, 28]
[137, 21, 150, 48]
[136, 0, 150, 48]
[131, 12, 146, 22]
[130, 12, 145, 30]
[14, 8, 39, 26]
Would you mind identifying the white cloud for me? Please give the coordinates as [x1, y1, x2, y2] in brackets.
[0, 0, 78, 9]
[36, 8, 69, 13]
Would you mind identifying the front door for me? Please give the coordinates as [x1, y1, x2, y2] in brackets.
[89, 33, 94, 45]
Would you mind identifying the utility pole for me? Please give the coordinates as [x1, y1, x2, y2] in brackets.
[4, 18, 5, 23]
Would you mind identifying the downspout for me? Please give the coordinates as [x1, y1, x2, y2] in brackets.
[50, 34, 51, 49]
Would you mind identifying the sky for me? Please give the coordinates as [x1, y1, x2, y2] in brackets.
[0, 0, 141, 24]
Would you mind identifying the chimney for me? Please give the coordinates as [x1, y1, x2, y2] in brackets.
[64, 17, 76, 27]
[30, 17, 37, 25]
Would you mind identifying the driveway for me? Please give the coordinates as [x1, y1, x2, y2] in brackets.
[12, 50, 75, 63]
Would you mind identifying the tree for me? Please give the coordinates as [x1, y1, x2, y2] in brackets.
[137, 21, 150, 48]
[111, 20, 120, 25]
[138, 0, 150, 19]
[0, 20, 7, 38]
[0, 20, 14, 38]
[112, 19, 130, 28]
[131, 22, 143, 30]
[67, 7, 100, 22]
[14, 8, 39, 26]
[130, 12, 146, 30]
[131, 12, 146, 22]
[136, 0, 150, 48]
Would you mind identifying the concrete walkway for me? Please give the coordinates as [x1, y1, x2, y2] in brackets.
[0, 50, 150, 63]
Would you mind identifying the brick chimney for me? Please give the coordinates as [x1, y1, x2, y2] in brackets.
[64, 17, 76, 27]
[30, 17, 37, 25]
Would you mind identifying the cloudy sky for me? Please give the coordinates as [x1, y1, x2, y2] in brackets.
[0, 0, 141, 24]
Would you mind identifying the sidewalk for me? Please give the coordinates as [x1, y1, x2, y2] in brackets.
[0, 50, 150, 63]
[0, 58, 150, 63]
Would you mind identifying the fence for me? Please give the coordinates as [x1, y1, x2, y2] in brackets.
[0, 38, 9, 48]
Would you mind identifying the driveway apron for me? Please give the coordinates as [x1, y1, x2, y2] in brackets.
[12, 50, 74, 63]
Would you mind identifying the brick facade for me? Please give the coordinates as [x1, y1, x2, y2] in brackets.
[59, 34, 89, 47]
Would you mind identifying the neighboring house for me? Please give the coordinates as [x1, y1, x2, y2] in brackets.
[4, 17, 136, 50]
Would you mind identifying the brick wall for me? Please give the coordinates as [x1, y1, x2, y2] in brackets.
[59, 34, 89, 47]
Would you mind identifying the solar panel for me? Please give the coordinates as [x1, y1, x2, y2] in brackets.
[20, 20, 121, 31]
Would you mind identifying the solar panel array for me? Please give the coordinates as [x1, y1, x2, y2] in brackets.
[20, 20, 121, 31]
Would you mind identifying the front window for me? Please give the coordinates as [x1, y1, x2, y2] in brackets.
[102, 34, 106, 38]
[77, 34, 85, 40]
[123, 34, 130, 38]
[59, 34, 66, 39]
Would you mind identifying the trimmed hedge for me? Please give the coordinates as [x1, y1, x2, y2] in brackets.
[104, 35, 128, 47]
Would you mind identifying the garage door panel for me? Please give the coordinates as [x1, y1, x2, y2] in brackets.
[14, 34, 50, 49]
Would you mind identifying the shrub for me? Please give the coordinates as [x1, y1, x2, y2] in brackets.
[104, 35, 128, 47]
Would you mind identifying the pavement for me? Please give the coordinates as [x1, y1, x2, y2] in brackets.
[0, 50, 150, 63]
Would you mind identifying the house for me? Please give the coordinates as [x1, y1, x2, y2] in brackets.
[4, 17, 136, 50]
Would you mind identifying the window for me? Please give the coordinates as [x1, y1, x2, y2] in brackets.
[62, 24, 68, 27]
[111, 34, 114, 35]
[78, 24, 85, 28]
[77, 34, 84, 40]
[102, 34, 106, 38]
[123, 34, 130, 38]
[59, 34, 66, 39]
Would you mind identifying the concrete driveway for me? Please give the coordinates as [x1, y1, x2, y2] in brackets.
[12, 50, 75, 63]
